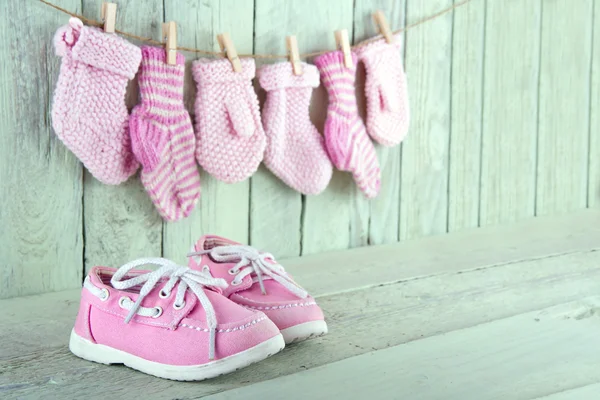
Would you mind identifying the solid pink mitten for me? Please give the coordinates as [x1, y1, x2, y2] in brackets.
[192, 59, 265, 183]
[355, 37, 409, 147]
[314, 51, 381, 199]
[52, 17, 141, 185]
[258, 62, 332, 195]
[129, 47, 201, 222]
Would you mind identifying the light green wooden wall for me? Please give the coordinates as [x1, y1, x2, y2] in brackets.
[1, 0, 598, 299]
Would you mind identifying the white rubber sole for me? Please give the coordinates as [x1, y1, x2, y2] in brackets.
[280, 320, 328, 344]
[69, 330, 285, 381]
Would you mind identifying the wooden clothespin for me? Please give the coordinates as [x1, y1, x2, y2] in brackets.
[334, 29, 352, 69]
[162, 21, 177, 65]
[217, 33, 242, 73]
[373, 10, 394, 43]
[286, 35, 302, 76]
[101, 2, 117, 34]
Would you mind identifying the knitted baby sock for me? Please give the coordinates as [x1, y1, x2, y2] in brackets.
[355, 38, 409, 146]
[258, 62, 332, 195]
[129, 47, 201, 221]
[52, 18, 141, 185]
[314, 51, 381, 198]
[192, 58, 266, 183]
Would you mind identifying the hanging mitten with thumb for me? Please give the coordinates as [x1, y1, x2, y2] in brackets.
[192, 59, 265, 183]
[355, 37, 409, 147]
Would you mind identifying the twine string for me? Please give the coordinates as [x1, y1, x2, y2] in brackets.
[39, 0, 472, 59]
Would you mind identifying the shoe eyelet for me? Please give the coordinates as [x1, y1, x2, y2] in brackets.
[202, 265, 210, 273]
[231, 279, 241, 286]
[99, 288, 110, 301]
[173, 301, 186, 310]
[118, 296, 129, 308]
[228, 268, 237, 275]
[159, 290, 170, 299]
[152, 306, 163, 318]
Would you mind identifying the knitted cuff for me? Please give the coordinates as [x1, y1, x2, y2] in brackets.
[258, 62, 320, 91]
[354, 36, 402, 60]
[192, 58, 255, 85]
[55, 18, 142, 79]
[313, 50, 358, 76]
[138, 46, 185, 104]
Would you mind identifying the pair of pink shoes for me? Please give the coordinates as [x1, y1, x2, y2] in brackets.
[70, 235, 327, 381]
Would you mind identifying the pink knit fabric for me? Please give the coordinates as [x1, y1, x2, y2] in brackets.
[314, 51, 381, 198]
[355, 37, 410, 146]
[52, 18, 141, 185]
[129, 47, 201, 221]
[258, 62, 332, 195]
[192, 59, 265, 183]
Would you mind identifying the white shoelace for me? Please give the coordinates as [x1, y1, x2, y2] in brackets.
[188, 245, 308, 299]
[93, 258, 227, 360]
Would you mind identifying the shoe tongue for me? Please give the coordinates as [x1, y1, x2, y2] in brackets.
[195, 235, 240, 252]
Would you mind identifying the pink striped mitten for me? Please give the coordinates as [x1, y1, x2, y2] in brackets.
[314, 51, 381, 198]
[52, 18, 140, 185]
[258, 62, 332, 195]
[129, 47, 201, 221]
[192, 59, 265, 183]
[355, 38, 409, 146]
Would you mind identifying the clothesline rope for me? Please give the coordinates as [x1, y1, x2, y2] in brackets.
[39, 0, 472, 59]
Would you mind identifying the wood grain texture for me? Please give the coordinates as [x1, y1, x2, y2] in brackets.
[3, 242, 600, 398]
[250, 0, 309, 258]
[81, 0, 163, 272]
[536, 0, 592, 216]
[0, 0, 83, 299]
[399, 0, 452, 240]
[448, 0, 484, 231]
[479, 0, 541, 225]
[300, 0, 355, 256]
[207, 299, 600, 400]
[162, 0, 255, 261]
[352, 0, 405, 246]
[589, 2, 600, 208]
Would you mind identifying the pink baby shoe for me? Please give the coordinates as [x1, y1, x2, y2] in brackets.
[52, 17, 141, 185]
[188, 235, 327, 343]
[70, 258, 285, 381]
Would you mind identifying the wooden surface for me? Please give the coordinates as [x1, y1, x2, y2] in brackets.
[2, 209, 600, 399]
[1, 0, 599, 298]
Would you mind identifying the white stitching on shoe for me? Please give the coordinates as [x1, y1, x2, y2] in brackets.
[179, 316, 268, 333]
[240, 301, 317, 310]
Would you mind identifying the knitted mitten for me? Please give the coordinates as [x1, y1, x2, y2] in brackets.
[314, 51, 381, 198]
[192, 58, 265, 183]
[129, 47, 201, 221]
[355, 38, 409, 146]
[52, 17, 141, 185]
[258, 62, 332, 195]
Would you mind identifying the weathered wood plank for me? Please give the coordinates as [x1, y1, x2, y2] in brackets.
[207, 299, 600, 400]
[399, 0, 452, 240]
[536, 0, 592, 216]
[479, 0, 541, 225]
[534, 383, 600, 400]
[81, 0, 163, 272]
[162, 0, 255, 261]
[300, 0, 355, 256]
[448, 0, 484, 231]
[249, 0, 310, 258]
[589, 1, 600, 208]
[352, 0, 405, 246]
[3, 248, 600, 399]
[0, 0, 83, 298]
